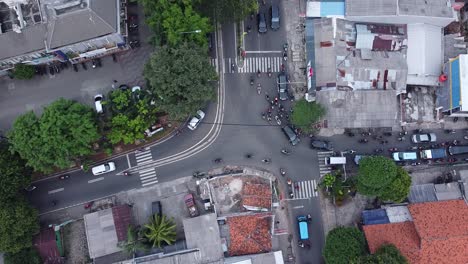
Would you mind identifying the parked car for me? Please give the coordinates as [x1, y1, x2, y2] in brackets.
[310, 139, 333, 151]
[448, 145, 468, 155]
[145, 124, 164, 137]
[94, 94, 103, 113]
[187, 110, 205, 130]
[184, 193, 199, 217]
[91, 162, 116, 176]
[257, 13, 267, 33]
[411, 133, 436, 143]
[152, 201, 162, 217]
[282, 126, 300, 146]
[392, 152, 418, 162]
[277, 73, 288, 101]
[324, 157, 346, 165]
[270, 5, 280, 30]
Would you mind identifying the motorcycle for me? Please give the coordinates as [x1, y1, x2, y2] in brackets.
[414, 129, 423, 134]
[275, 115, 281, 125]
[361, 132, 371, 136]
[445, 129, 456, 134]
[73, 64, 79, 72]
[344, 149, 356, 154]
[192, 171, 205, 178]
[92, 59, 97, 69]
[398, 136, 406, 141]
[250, 76, 254, 86]
[231, 63, 236, 72]
[265, 94, 270, 102]
[257, 69, 261, 77]
[262, 158, 271, 163]
[388, 147, 398, 152]
[214, 158, 223, 163]
[245, 153, 253, 159]
[267, 67, 272, 77]
[247, 25, 251, 33]
[283, 43, 288, 52]
[123, 171, 131, 176]
[399, 131, 407, 136]
[374, 148, 383, 154]
[82, 62, 87, 70]
[84, 201, 94, 209]
[287, 178, 292, 185]
[257, 83, 261, 94]
[261, 112, 266, 120]
[383, 132, 392, 137]
[358, 138, 368, 143]
[281, 149, 291, 155]
[464, 135, 468, 140]
[410, 162, 421, 166]
[59, 175, 70, 180]
[280, 168, 286, 176]
[408, 146, 419, 150]
[283, 51, 287, 61]
[380, 140, 389, 145]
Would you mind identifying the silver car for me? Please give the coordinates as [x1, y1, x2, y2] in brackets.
[411, 133, 436, 143]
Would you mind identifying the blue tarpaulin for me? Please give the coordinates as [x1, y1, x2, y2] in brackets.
[362, 209, 390, 225]
[320, 0, 345, 17]
[450, 58, 461, 109]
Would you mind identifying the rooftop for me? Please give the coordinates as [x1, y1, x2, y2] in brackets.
[183, 213, 224, 263]
[346, 0, 453, 18]
[84, 205, 132, 259]
[363, 200, 468, 264]
[227, 214, 272, 256]
[312, 18, 408, 92]
[33, 228, 62, 264]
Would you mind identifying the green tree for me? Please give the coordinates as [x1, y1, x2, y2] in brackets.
[0, 196, 39, 253]
[357, 156, 411, 202]
[106, 89, 157, 145]
[144, 42, 217, 119]
[353, 244, 408, 264]
[119, 225, 148, 256]
[291, 99, 325, 133]
[9, 99, 100, 173]
[323, 227, 366, 264]
[12, 64, 35, 80]
[144, 215, 176, 248]
[139, 0, 212, 46]
[4, 247, 41, 264]
[0, 140, 32, 202]
[199, 0, 257, 23]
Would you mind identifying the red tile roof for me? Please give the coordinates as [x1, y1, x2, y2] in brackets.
[33, 228, 63, 264]
[242, 183, 272, 209]
[227, 214, 272, 256]
[363, 200, 468, 264]
[111, 205, 132, 242]
[363, 222, 421, 263]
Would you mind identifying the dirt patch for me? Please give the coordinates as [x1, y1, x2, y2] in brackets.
[63, 220, 90, 264]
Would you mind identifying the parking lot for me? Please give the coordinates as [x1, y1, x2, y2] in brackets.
[0, 3, 152, 132]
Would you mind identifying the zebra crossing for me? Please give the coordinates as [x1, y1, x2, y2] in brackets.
[227, 56, 283, 73]
[292, 180, 318, 199]
[135, 149, 158, 187]
[317, 151, 334, 178]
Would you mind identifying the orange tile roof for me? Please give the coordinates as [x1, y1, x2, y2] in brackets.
[241, 182, 272, 209]
[363, 222, 421, 263]
[227, 214, 272, 256]
[408, 200, 468, 240]
[363, 200, 468, 264]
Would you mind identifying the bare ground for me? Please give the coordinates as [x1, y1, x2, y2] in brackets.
[63, 220, 91, 264]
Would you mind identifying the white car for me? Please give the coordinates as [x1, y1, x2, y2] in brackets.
[94, 94, 103, 113]
[411, 133, 437, 143]
[392, 152, 418, 162]
[187, 110, 205, 130]
[91, 162, 116, 176]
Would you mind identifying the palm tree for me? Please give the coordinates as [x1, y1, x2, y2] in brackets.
[144, 215, 176, 248]
[118, 225, 148, 257]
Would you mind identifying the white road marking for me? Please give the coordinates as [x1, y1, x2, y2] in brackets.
[48, 188, 64, 194]
[245, 50, 283, 54]
[292, 205, 304, 209]
[126, 154, 131, 168]
[88, 177, 104, 184]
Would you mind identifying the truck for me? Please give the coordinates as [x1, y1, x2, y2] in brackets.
[297, 215, 309, 240]
[448, 145, 468, 156]
[420, 148, 447, 159]
[184, 193, 199, 217]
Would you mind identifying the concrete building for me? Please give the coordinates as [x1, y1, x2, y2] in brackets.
[345, 0, 456, 87]
[436, 54, 468, 116]
[0, 0, 128, 74]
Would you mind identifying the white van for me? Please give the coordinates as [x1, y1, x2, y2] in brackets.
[94, 94, 103, 113]
[91, 162, 116, 176]
[325, 157, 346, 165]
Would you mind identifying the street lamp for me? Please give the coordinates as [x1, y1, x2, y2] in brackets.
[179, 30, 202, 34]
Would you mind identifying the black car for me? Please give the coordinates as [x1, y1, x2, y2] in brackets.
[310, 139, 333, 151]
[282, 126, 300, 146]
[277, 73, 288, 100]
[258, 13, 267, 33]
[270, 5, 280, 30]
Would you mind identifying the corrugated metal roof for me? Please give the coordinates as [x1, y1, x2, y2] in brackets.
[408, 184, 437, 203]
[346, 0, 398, 16]
[362, 209, 390, 225]
[385, 206, 413, 223]
[321, 0, 345, 17]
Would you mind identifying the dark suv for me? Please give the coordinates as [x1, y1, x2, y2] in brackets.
[282, 126, 300, 146]
[258, 13, 267, 33]
[278, 73, 288, 100]
[310, 139, 333, 151]
[270, 5, 280, 30]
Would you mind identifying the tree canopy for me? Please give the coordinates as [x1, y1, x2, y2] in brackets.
[357, 156, 411, 202]
[119, 225, 148, 256]
[12, 64, 35, 80]
[323, 227, 366, 264]
[198, 0, 257, 23]
[353, 244, 408, 264]
[0, 141, 32, 202]
[140, 0, 212, 46]
[0, 196, 39, 253]
[106, 89, 157, 144]
[144, 42, 217, 119]
[8, 98, 100, 173]
[291, 99, 325, 133]
[4, 247, 41, 264]
[144, 215, 176, 248]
